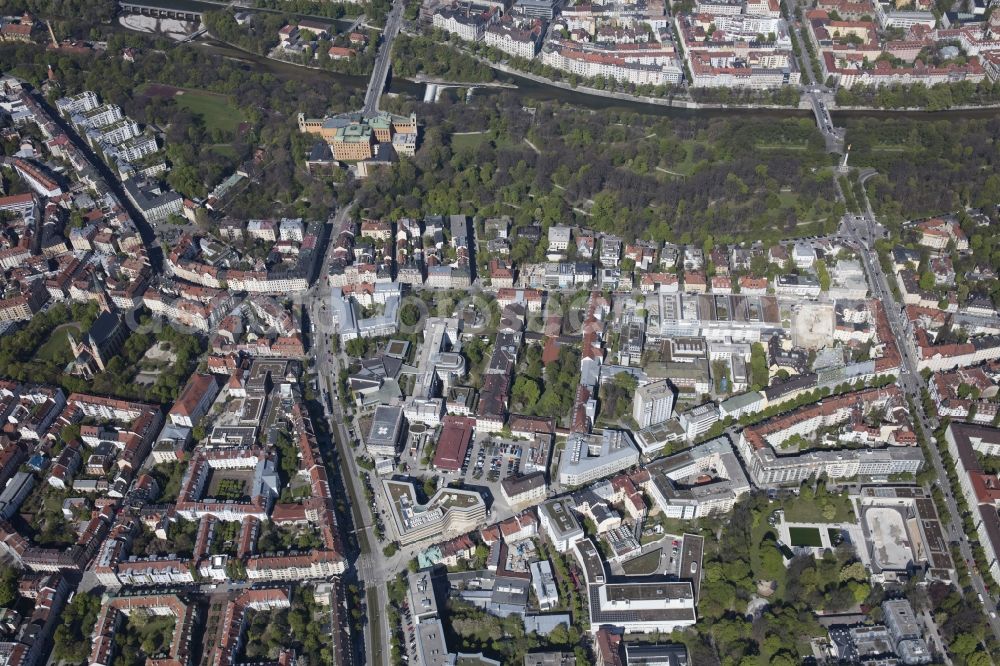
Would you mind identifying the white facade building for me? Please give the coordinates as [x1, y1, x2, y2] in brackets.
[633, 379, 675, 429]
[529, 560, 560, 610]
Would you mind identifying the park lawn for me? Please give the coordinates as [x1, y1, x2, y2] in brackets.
[125, 613, 176, 660]
[34, 324, 79, 363]
[287, 484, 312, 500]
[209, 144, 238, 158]
[173, 88, 243, 134]
[151, 461, 187, 504]
[775, 189, 807, 210]
[871, 144, 908, 152]
[622, 548, 662, 575]
[451, 132, 488, 151]
[788, 526, 823, 547]
[640, 531, 662, 545]
[755, 142, 809, 150]
[771, 190, 829, 229]
[765, 191, 822, 229]
[783, 490, 855, 524]
[660, 142, 703, 177]
[750, 517, 789, 596]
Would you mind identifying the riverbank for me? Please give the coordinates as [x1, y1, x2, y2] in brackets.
[411, 74, 517, 89]
[832, 103, 1000, 113]
[180, 24, 809, 114]
[118, 14, 197, 40]
[457, 41, 1000, 114]
[175, 26, 1000, 120]
[194, 36, 378, 85]
[480, 57, 810, 111]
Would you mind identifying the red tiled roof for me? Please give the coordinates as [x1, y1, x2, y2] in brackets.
[432, 416, 475, 471]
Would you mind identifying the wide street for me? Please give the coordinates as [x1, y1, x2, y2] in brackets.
[304, 8, 460, 654]
[805, 88, 844, 153]
[306, 200, 438, 665]
[363, 0, 405, 116]
[849, 176, 1000, 641]
[301, 203, 388, 666]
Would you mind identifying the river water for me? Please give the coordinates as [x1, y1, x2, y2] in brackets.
[192, 38, 809, 120]
[193, 37, 1000, 122]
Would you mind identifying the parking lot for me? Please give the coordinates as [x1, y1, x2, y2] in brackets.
[387, 432, 534, 526]
[399, 594, 416, 663]
[463, 437, 528, 483]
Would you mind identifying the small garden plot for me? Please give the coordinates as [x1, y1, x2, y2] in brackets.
[204, 468, 253, 501]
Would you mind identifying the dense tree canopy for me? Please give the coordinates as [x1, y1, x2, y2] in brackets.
[363, 96, 843, 245]
[0, 30, 358, 210]
[847, 117, 1000, 226]
[836, 79, 1000, 110]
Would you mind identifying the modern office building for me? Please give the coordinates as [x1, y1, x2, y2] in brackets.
[383, 479, 487, 545]
[558, 430, 640, 486]
[633, 379, 675, 430]
[366, 405, 405, 458]
[644, 437, 751, 519]
[515, 0, 560, 18]
[539, 497, 584, 552]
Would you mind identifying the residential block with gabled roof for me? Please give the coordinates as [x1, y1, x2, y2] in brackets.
[168, 373, 220, 428]
[500, 471, 547, 506]
[945, 423, 1000, 586]
[89, 594, 197, 666]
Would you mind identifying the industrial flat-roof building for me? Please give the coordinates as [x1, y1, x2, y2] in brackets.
[573, 532, 701, 635]
[855, 485, 955, 582]
[523, 653, 576, 666]
[585, 581, 697, 634]
[408, 570, 452, 666]
[624, 643, 689, 666]
[647, 293, 783, 343]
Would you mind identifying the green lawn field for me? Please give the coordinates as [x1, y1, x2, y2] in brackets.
[173, 88, 243, 134]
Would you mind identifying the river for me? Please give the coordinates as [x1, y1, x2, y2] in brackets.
[191, 38, 810, 120]
[192, 37, 999, 122]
